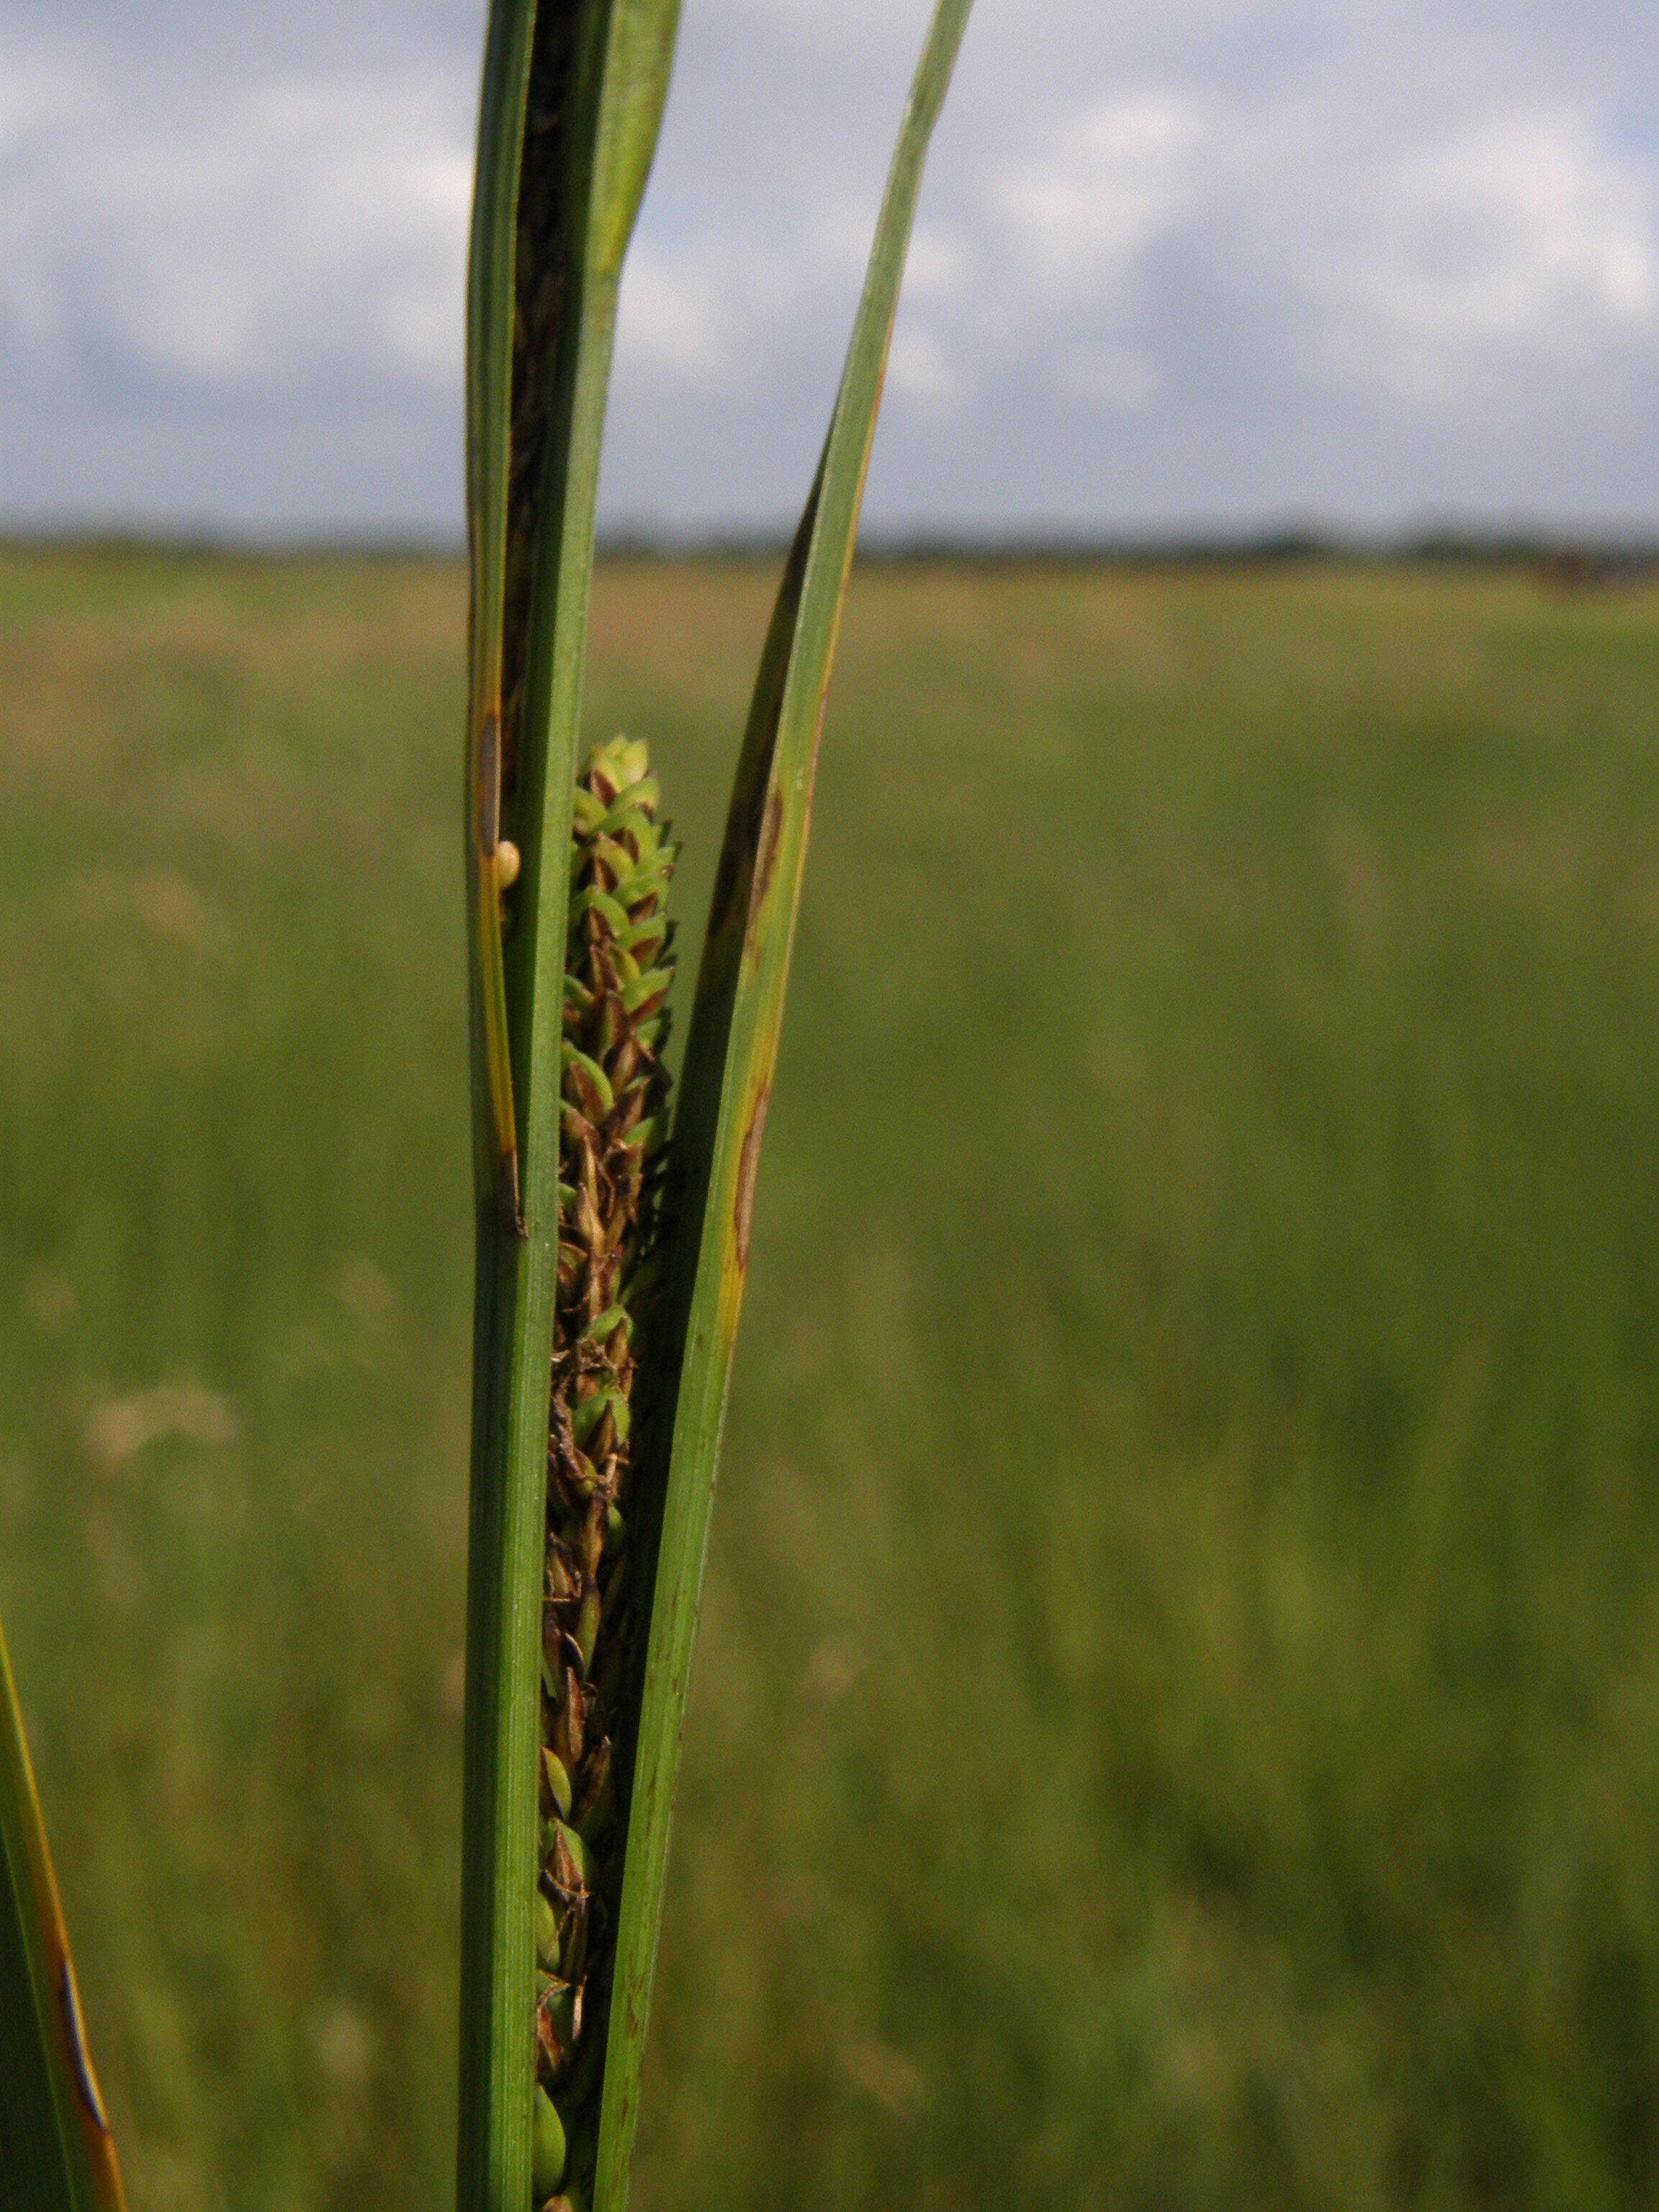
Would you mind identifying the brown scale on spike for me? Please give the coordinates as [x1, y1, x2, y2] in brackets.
[535, 735, 675, 2208]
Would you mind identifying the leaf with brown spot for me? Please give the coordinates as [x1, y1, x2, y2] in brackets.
[593, 7, 974, 2209]
[732, 1080, 772, 1274]
[747, 783, 785, 940]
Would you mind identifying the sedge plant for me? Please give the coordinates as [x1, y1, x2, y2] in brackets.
[0, 1, 971, 2207]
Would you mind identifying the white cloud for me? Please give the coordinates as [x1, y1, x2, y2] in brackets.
[0, 36, 472, 395]
[2, 0, 1658, 534]
[1312, 109, 1659, 405]
[613, 194, 891, 396]
[926, 83, 1659, 436]
[902, 225, 972, 302]
[615, 242, 734, 386]
[688, 0, 931, 38]
[989, 94, 1206, 297]
[1054, 344, 1160, 410]
[886, 325, 965, 410]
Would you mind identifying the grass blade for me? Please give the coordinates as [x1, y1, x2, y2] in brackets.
[0, 1614, 127, 2212]
[593, 4, 976, 2203]
[459, 6, 682, 2210]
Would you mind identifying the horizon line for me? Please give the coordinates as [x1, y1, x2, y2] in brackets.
[4, 523, 1659, 570]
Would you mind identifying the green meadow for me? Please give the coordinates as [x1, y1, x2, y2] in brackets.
[3, 544, 1659, 2210]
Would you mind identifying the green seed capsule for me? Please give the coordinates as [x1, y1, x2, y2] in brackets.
[541, 1748, 573, 1820]
[549, 1820, 593, 1892]
[575, 1587, 601, 1675]
[532, 2084, 567, 2198]
[571, 1390, 614, 1447]
[536, 1891, 559, 1969]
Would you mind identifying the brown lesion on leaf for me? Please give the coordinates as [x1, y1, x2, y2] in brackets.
[747, 783, 784, 938]
[478, 709, 501, 859]
[733, 1078, 772, 1274]
[59, 1958, 112, 2134]
[500, 1148, 524, 1238]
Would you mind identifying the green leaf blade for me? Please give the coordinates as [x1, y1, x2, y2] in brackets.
[463, 0, 536, 1219]
[593, 5, 975, 2206]
[0, 1613, 127, 2212]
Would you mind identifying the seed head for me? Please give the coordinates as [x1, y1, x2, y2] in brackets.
[536, 736, 675, 2193]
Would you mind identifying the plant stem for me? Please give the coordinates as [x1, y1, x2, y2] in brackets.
[459, 5, 683, 2206]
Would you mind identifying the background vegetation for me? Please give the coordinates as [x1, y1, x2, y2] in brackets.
[3, 545, 1658, 2210]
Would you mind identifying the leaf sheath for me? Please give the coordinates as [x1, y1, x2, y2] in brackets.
[459, 6, 683, 2211]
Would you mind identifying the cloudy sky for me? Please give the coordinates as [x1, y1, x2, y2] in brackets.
[1, 0, 1656, 540]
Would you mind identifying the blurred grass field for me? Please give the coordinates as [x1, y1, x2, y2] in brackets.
[3, 544, 1659, 2210]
